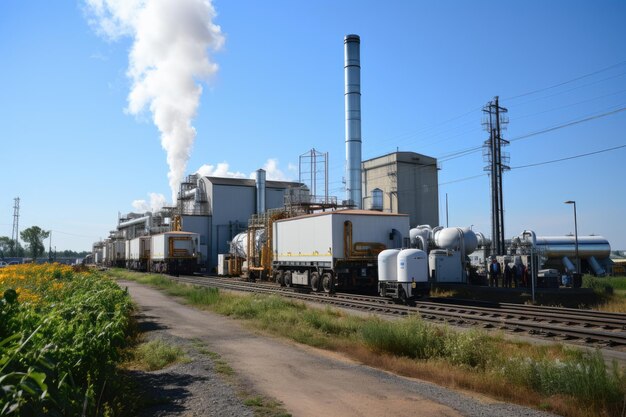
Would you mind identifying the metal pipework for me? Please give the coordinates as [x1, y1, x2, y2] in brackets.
[344, 34, 362, 208]
[256, 169, 266, 214]
[118, 214, 152, 230]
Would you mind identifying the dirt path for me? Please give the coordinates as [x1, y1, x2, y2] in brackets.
[120, 280, 555, 417]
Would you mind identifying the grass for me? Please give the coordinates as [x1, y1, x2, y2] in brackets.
[583, 275, 626, 312]
[109, 269, 626, 417]
[131, 338, 189, 371]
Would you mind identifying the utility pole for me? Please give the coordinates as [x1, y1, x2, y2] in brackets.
[49, 231, 52, 262]
[482, 97, 509, 256]
[11, 197, 20, 256]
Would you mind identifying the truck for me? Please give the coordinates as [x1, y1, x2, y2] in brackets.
[126, 236, 151, 271]
[149, 231, 200, 275]
[272, 210, 409, 293]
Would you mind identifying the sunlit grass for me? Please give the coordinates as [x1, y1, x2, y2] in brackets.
[108, 269, 626, 417]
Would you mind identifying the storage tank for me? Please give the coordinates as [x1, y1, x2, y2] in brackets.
[409, 226, 430, 250]
[397, 249, 428, 283]
[433, 227, 478, 254]
[377, 249, 400, 281]
[230, 230, 266, 258]
[534, 235, 610, 258]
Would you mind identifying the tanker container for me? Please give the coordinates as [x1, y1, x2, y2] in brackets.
[378, 248, 429, 302]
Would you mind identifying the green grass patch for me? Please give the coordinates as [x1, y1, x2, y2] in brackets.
[133, 338, 189, 371]
[107, 269, 626, 417]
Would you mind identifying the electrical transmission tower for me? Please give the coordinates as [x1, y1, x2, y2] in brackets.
[11, 197, 20, 256]
[482, 97, 509, 256]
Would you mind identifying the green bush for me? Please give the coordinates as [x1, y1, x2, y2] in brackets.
[0, 266, 133, 416]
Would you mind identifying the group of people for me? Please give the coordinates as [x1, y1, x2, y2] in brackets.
[488, 258, 529, 288]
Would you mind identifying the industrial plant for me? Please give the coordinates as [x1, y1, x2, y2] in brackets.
[93, 34, 614, 298]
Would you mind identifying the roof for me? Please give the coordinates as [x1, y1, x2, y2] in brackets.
[362, 151, 437, 166]
[276, 209, 409, 222]
[205, 176, 302, 189]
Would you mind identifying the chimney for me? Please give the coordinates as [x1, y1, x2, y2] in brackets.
[344, 34, 362, 208]
[255, 168, 266, 214]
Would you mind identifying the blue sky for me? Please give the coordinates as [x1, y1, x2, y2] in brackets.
[0, 0, 625, 252]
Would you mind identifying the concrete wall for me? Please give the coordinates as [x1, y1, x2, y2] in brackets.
[202, 178, 301, 272]
[362, 152, 439, 228]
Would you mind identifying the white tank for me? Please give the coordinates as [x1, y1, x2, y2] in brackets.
[230, 230, 266, 258]
[397, 249, 428, 283]
[433, 227, 478, 254]
[377, 249, 400, 281]
[409, 227, 430, 250]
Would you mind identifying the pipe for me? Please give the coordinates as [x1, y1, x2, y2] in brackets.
[256, 169, 266, 214]
[588, 256, 606, 277]
[562, 256, 576, 273]
[344, 34, 362, 208]
[118, 214, 152, 230]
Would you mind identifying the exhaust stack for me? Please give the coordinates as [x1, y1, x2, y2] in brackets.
[344, 34, 362, 208]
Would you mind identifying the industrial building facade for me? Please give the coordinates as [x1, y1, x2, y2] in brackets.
[362, 151, 439, 228]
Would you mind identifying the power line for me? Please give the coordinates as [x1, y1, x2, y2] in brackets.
[509, 106, 626, 142]
[504, 60, 626, 101]
[511, 144, 626, 170]
[439, 144, 626, 186]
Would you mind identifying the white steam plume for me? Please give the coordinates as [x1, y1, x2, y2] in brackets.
[86, 0, 224, 202]
[131, 192, 167, 213]
[196, 162, 247, 178]
[195, 159, 293, 181]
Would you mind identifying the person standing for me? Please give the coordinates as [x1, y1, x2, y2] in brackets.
[504, 262, 512, 288]
[514, 262, 523, 288]
[489, 259, 500, 287]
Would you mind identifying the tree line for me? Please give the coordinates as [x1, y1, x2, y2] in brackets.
[0, 226, 90, 260]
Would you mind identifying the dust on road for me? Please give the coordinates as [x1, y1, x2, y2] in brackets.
[120, 280, 554, 417]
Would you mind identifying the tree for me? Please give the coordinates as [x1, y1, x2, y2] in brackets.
[20, 226, 50, 261]
[0, 236, 13, 258]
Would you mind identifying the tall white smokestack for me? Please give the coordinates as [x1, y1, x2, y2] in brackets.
[344, 34, 362, 209]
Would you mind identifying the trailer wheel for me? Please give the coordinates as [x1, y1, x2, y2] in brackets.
[284, 271, 292, 287]
[274, 270, 284, 286]
[310, 272, 322, 292]
[397, 286, 413, 306]
[322, 273, 334, 294]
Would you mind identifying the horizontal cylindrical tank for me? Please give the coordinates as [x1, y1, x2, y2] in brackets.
[534, 236, 610, 258]
[397, 249, 428, 283]
[433, 227, 478, 254]
[230, 230, 266, 258]
[377, 249, 400, 281]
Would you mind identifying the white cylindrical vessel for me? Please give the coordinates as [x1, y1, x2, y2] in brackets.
[378, 249, 400, 281]
[397, 249, 428, 283]
[433, 227, 478, 254]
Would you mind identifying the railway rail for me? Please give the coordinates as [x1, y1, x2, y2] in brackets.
[167, 275, 626, 352]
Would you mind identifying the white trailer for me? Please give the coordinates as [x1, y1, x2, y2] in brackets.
[272, 210, 409, 293]
[127, 236, 151, 271]
[149, 231, 200, 275]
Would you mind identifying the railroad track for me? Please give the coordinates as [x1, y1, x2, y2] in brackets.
[168, 275, 626, 351]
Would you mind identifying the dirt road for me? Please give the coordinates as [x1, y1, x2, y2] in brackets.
[121, 280, 554, 417]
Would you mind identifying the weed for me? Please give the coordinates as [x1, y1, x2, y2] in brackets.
[133, 339, 188, 371]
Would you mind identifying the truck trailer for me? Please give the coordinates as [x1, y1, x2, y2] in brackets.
[149, 231, 200, 275]
[272, 210, 409, 293]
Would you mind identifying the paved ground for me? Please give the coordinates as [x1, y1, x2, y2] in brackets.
[121, 280, 557, 417]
